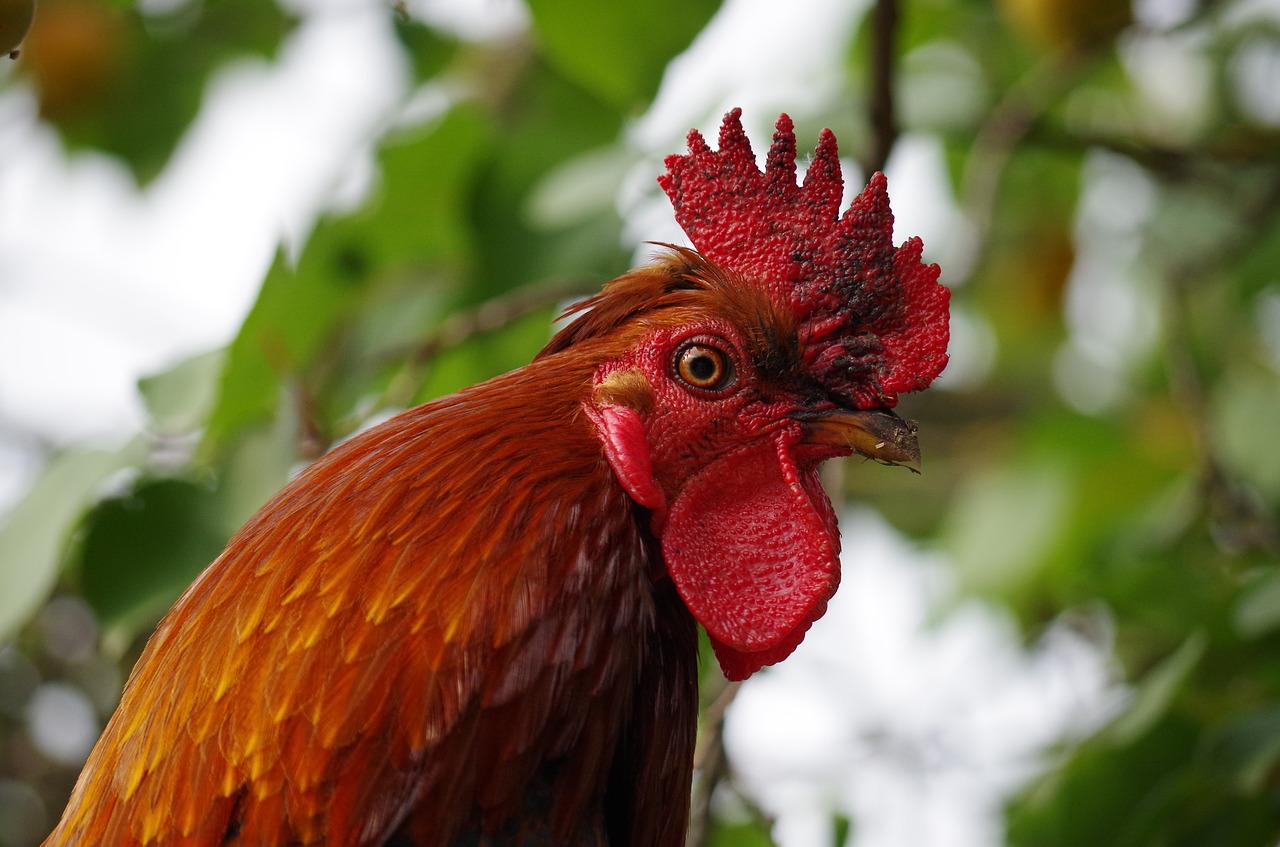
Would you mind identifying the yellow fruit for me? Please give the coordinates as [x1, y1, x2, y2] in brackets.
[0, 0, 35, 58]
[1000, 0, 1131, 55]
[19, 0, 126, 119]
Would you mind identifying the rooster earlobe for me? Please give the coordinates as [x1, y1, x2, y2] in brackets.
[582, 401, 665, 514]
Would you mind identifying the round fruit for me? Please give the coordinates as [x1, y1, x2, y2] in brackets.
[1000, 0, 1131, 55]
[19, 0, 126, 119]
[0, 0, 35, 58]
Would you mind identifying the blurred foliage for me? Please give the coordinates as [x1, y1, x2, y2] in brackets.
[18, 0, 291, 181]
[1, 0, 1280, 845]
[526, 0, 721, 109]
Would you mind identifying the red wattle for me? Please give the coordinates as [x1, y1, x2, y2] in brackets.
[659, 432, 840, 679]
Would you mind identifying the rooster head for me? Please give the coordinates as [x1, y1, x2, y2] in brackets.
[544, 109, 949, 680]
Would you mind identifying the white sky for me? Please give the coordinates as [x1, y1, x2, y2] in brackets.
[0, 4, 406, 449]
[0, 1, 1119, 845]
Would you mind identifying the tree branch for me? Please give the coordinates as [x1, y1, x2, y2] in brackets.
[865, 0, 900, 177]
[686, 678, 739, 847]
[1158, 179, 1280, 556]
[377, 278, 595, 412]
[954, 52, 1088, 282]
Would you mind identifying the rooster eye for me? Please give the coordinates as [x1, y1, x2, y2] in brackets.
[674, 343, 735, 393]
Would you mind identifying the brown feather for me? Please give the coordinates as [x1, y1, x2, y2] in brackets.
[43, 277, 710, 844]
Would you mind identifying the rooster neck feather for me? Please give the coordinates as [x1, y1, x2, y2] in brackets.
[45, 355, 697, 847]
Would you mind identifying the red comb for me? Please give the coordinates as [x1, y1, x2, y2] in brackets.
[658, 109, 950, 409]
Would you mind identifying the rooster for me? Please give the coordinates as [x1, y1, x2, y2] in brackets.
[42, 109, 949, 847]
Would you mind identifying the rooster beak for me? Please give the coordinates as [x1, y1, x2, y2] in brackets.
[798, 407, 921, 471]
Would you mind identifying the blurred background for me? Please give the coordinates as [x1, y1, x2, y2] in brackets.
[1, 0, 1279, 844]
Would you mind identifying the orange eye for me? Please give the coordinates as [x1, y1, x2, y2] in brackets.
[675, 343, 735, 392]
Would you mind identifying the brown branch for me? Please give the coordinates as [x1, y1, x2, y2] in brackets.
[686, 677, 740, 847]
[865, 0, 900, 177]
[685, 676, 778, 847]
[955, 52, 1089, 282]
[1159, 180, 1280, 556]
[377, 278, 596, 412]
[955, 56, 1280, 283]
[409, 279, 594, 365]
[291, 379, 331, 461]
[1024, 124, 1280, 183]
[1164, 270, 1279, 556]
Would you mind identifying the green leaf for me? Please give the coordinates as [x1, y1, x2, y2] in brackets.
[1009, 709, 1211, 847]
[526, 143, 633, 230]
[944, 462, 1072, 594]
[211, 398, 303, 534]
[832, 813, 853, 847]
[1214, 364, 1280, 500]
[0, 448, 135, 640]
[525, 0, 721, 109]
[393, 13, 459, 84]
[1106, 632, 1207, 746]
[30, 0, 293, 182]
[204, 105, 492, 445]
[708, 819, 775, 847]
[138, 348, 225, 435]
[1234, 566, 1280, 639]
[75, 477, 228, 633]
[1199, 706, 1280, 794]
[202, 244, 355, 446]
[410, 302, 558, 404]
[468, 62, 628, 300]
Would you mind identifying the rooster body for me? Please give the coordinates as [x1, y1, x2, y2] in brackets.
[43, 111, 949, 846]
[51, 329, 697, 845]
